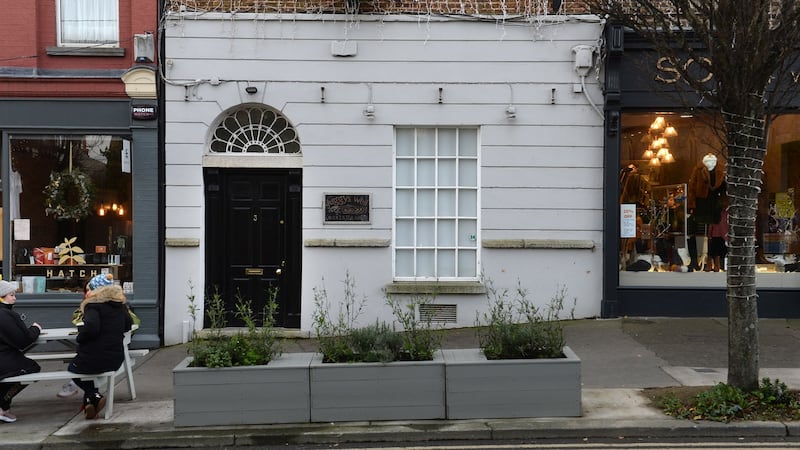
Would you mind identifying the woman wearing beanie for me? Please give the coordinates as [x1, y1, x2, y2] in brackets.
[68, 274, 132, 419]
[0, 280, 43, 423]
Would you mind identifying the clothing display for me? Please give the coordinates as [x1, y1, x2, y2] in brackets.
[687, 153, 726, 225]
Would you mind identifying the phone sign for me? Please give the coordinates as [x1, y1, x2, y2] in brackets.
[131, 105, 157, 120]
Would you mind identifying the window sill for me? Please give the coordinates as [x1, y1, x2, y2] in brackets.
[384, 281, 486, 295]
[46, 46, 125, 57]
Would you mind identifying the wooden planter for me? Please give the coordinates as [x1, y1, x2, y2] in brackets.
[173, 353, 314, 427]
[443, 347, 581, 419]
[309, 352, 446, 422]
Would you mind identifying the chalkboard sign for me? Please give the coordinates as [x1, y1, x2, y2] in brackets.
[324, 193, 371, 223]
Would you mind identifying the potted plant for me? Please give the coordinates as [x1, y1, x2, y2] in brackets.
[309, 271, 446, 422]
[443, 278, 582, 419]
[173, 282, 314, 426]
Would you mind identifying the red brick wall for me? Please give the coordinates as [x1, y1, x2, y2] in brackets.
[0, 0, 39, 69]
[0, 0, 159, 98]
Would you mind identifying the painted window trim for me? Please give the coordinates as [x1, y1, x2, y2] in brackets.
[393, 127, 481, 282]
[55, 0, 120, 48]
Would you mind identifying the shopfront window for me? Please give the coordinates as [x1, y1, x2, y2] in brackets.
[4, 134, 133, 294]
[619, 113, 800, 286]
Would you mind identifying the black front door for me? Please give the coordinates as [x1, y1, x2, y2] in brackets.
[204, 168, 302, 327]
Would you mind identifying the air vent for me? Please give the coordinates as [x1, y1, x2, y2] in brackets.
[419, 304, 457, 323]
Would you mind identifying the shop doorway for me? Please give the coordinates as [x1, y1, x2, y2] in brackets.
[204, 168, 302, 328]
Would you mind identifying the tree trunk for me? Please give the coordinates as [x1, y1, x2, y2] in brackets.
[723, 111, 763, 391]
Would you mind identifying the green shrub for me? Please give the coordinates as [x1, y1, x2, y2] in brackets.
[312, 270, 368, 363]
[186, 281, 282, 368]
[476, 277, 572, 360]
[312, 271, 442, 363]
[658, 378, 800, 422]
[348, 321, 404, 363]
[386, 291, 443, 361]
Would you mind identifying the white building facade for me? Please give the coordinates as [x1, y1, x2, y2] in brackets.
[162, 9, 606, 344]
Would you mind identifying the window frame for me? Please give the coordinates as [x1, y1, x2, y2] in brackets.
[393, 127, 480, 282]
[56, 0, 120, 48]
[4, 132, 134, 294]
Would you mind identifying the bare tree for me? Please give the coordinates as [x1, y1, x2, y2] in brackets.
[584, 0, 800, 390]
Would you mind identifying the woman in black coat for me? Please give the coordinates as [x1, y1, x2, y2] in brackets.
[0, 280, 42, 423]
[68, 274, 132, 420]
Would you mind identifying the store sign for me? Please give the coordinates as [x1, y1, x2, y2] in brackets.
[324, 193, 370, 223]
[655, 56, 714, 84]
[131, 105, 157, 120]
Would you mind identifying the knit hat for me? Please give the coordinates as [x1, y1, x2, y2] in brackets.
[87, 273, 114, 291]
[0, 280, 17, 298]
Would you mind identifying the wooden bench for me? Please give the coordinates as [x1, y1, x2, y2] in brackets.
[1, 370, 118, 419]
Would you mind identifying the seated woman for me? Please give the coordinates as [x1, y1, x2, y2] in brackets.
[68, 274, 132, 419]
[0, 280, 43, 423]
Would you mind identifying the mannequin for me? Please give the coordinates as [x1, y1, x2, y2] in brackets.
[687, 153, 726, 270]
[688, 153, 725, 223]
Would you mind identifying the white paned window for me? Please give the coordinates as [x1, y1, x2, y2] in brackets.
[57, 0, 119, 46]
[394, 128, 479, 280]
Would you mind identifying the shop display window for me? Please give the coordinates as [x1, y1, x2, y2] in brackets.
[619, 113, 800, 285]
[3, 134, 133, 294]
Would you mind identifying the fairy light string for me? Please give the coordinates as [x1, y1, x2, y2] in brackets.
[720, 110, 769, 289]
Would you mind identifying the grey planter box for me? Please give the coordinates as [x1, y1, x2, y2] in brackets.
[443, 346, 582, 419]
[309, 352, 446, 422]
[173, 353, 314, 426]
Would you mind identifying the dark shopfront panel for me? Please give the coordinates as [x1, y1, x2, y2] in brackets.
[0, 99, 160, 347]
[601, 27, 800, 319]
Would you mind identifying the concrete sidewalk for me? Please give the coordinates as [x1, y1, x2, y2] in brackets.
[3, 317, 800, 449]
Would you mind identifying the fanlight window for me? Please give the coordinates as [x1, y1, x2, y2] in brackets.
[210, 107, 300, 154]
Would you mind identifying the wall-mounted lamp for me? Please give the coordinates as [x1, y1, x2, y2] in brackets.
[363, 83, 375, 119]
[506, 84, 516, 119]
[505, 105, 516, 119]
[245, 86, 258, 94]
[363, 104, 375, 119]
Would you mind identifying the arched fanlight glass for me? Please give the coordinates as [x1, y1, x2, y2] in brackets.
[210, 107, 301, 154]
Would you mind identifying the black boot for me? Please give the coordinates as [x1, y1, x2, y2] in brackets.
[83, 392, 106, 420]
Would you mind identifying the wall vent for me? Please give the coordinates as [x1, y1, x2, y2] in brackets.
[419, 304, 457, 323]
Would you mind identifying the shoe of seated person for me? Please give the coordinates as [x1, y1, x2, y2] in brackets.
[83, 393, 106, 420]
[57, 381, 79, 398]
[0, 409, 17, 423]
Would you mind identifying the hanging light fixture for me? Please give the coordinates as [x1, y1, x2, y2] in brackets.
[97, 202, 126, 217]
[642, 116, 677, 165]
